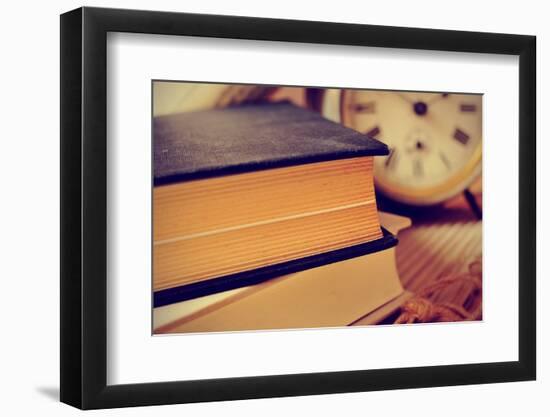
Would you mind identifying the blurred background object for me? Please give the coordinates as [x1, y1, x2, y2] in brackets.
[153, 81, 277, 116]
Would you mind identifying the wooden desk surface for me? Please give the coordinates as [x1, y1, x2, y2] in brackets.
[395, 205, 482, 316]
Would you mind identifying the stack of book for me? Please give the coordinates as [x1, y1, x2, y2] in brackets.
[152, 102, 408, 333]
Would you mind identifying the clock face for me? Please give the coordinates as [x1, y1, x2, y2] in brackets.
[339, 90, 482, 205]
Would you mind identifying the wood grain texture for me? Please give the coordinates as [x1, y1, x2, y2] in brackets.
[396, 208, 482, 302]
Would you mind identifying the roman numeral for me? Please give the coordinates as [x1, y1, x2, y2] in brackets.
[460, 103, 477, 112]
[353, 102, 376, 113]
[453, 128, 470, 145]
[439, 152, 451, 170]
[365, 126, 380, 138]
[385, 148, 398, 170]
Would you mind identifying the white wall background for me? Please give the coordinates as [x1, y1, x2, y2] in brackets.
[0, 0, 545, 415]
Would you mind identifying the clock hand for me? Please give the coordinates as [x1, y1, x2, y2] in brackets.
[396, 93, 432, 116]
[396, 92, 415, 104]
[410, 93, 448, 116]
[426, 93, 450, 105]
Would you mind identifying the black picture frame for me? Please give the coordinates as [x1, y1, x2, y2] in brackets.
[60, 6, 536, 410]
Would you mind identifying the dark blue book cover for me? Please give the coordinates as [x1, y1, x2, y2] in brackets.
[154, 102, 389, 185]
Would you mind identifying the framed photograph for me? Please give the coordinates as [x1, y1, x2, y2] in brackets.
[60, 6, 536, 409]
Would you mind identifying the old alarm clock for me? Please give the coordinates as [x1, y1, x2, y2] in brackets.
[310, 88, 482, 206]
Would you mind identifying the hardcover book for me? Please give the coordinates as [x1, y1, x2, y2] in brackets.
[153, 102, 396, 306]
[154, 212, 411, 333]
